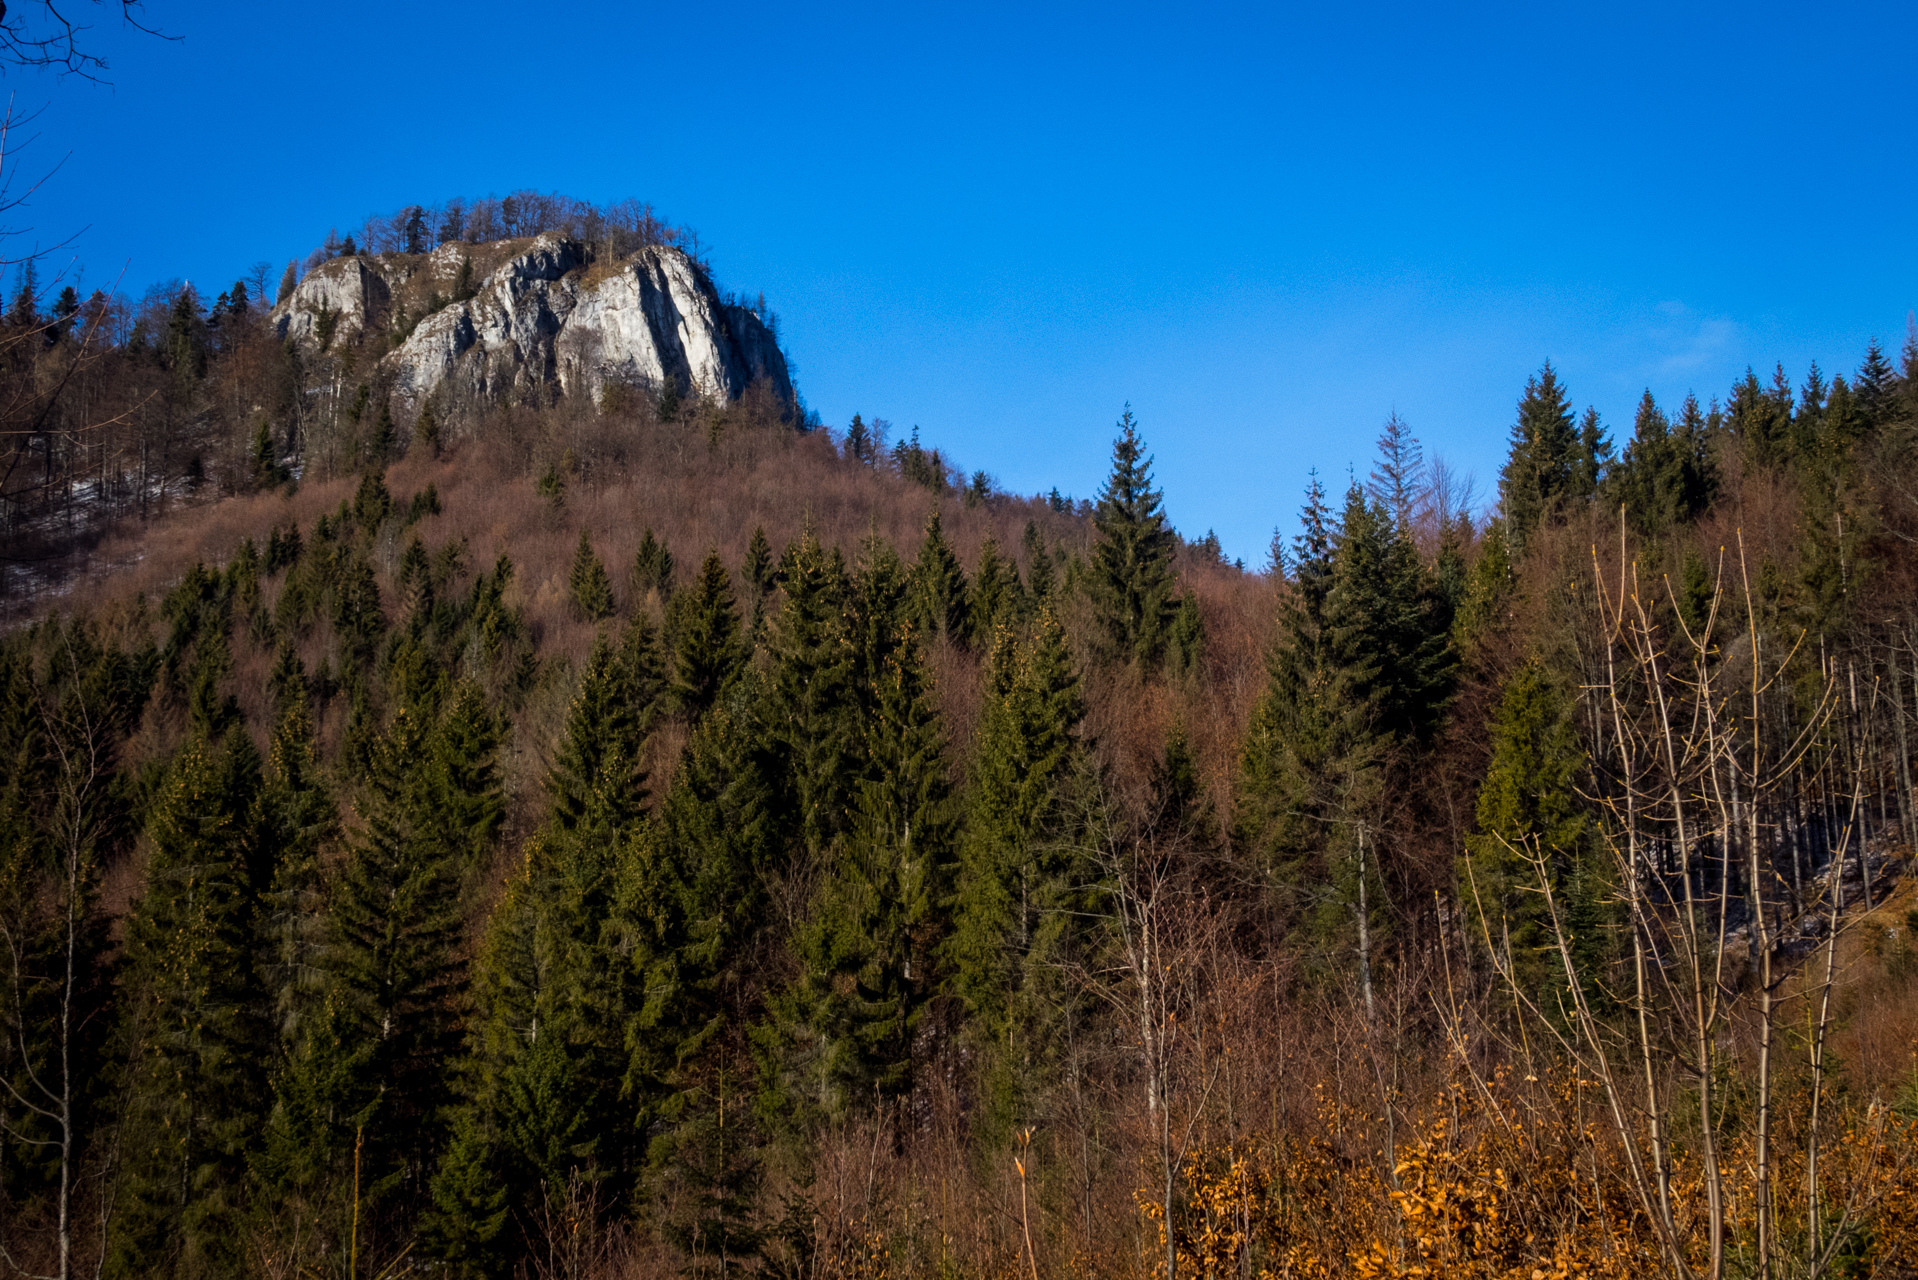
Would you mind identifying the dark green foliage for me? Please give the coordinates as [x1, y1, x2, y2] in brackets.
[546, 627, 659, 839]
[948, 610, 1087, 1133]
[892, 425, 944, 491]
[1726, 364, 1796, 469]
[1613, 390, 1716, 535]
[1497, 361, 1580, 554]
[111, 737, 268, 1278]
[1165, 590, 1205, 681]
[1022, 520, 1056, 603]
[766, 527, 856, 857]
[426, 632, 658, 1269]
[1087, 408, 1178, 666]
[632, 526, 677, 604]
[669, 552, 747, 718]
[906, 508, 970, 646]
[1460, 662, 1607, 1007]
[1146, 721, 1213, 851]
[764, 532, 953, 1123]
[268, 697, 485, 1227]
[971, 537, 1024, 638]
[256, 650, 337, 1049]
[1322, 481, 1454, 743]
[1235, 473, 1447, 950]
[570, 529, 618, 621]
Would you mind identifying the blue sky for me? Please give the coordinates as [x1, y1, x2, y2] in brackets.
[13, 0, 1917, 561]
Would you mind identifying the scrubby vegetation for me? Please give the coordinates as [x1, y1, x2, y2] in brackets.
[0, 220, 1916, 1280]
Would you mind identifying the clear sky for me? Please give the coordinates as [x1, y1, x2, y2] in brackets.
[12, 0, 1917, 562]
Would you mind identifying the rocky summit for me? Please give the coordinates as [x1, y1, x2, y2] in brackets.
[270, 232, 792, 417]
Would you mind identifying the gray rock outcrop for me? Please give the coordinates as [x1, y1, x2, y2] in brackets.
[270, 234, 793, 418]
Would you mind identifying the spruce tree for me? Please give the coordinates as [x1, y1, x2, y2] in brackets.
[255, 652, 337, 1050]
[631, 527, 677, 605]
[111, 738, 268, 1278]
[970, 537, 1024, 639]
[1460, 661, 1606, 1007]
[948, 609, 1086, 1133]
[766, 527, 856, 857]
[1322, 480, 1454, 743]
[570, 529, 617, 622]
[669, 552, 746, 719]
[742, 525, 776, 636]
[299, 707, 466, 1216]
[1087, 408, 1177, 665]
[1165, 591, 1205, 682]
[1366, 411, 1423, 530]
[429, 632, 656, 1268]
[765, 621, 951, 1124]
[1497, 361, 1579, 554]
[277, 260, 299, 304]
[906, 509, 970, 646]
[1235, 478, 1385, 943]
[635, 697, 783, 1264]
[1022, 521, 1055, 605]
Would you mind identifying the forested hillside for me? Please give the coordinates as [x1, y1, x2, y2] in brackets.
[0, 212, 1915, 1279]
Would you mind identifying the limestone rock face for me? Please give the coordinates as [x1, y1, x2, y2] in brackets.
[269, 233, 793, 418]
[270, 256, 391, 346]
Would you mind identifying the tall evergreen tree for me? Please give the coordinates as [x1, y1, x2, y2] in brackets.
[256, 650, 337, 1050]
[948, 610, 1086, 1133]
[1497, 361, 1579, 553]
[906, 509, 970, 646]
[111, 738, 268, 1278]
[970, 537, 1024, 639]
[1087, 408, 1177, 665]
[1460, 661, 1606, 1007]
[570, 529, 617, 622]
[766, 527, 856, 858]
[669, 552, 746, 719]
[273, 707, 466, 1229]
[1367, 411, 1423, 531]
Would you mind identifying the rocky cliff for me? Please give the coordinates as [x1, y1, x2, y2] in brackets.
[270, 233, 793, 418]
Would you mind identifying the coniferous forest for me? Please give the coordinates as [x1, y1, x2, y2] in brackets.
[2, 194, 1918, 1280]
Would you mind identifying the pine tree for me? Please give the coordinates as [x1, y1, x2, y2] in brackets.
[277, 260, 299, 304]
[1726, 365, 1796, 469]
[633, 698, 783, 1261]
[546, 629, 656, 839]
[570, 529, 617, 622]
[1497, 361, 1579, 554]
[1573, 406, 1612, 498]
[907, 509, 970, 646]
[948, 610, 1086, 1133]
[110, 738, 268, 1278]
[1146, 721, 1213, 850]
[669, 552, 746, 718]
[421, 679, 507, 873]
[1087, 408, 1178, 665]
